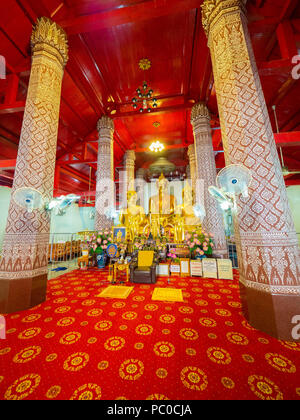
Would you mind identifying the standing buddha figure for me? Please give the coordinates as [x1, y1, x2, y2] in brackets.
[119, 190, 146, 241]
[176, 183, 203, 237]
[148, 173, 177, 238]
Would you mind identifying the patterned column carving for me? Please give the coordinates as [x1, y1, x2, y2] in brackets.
[95, 115, 114, 231]
[187, 145, 196, 194]
[202, 0, 300, 340]
[0, 17, 68, 314]
[124, 150, 136, 191]
[191, 102, 228, 257]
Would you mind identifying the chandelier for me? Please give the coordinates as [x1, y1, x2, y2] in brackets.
[132, 58, 158, 113]
[149, 141, 164, 152]
[132, 81, 158, 113]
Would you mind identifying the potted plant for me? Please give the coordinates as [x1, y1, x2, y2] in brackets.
[167, 252, 180, 275]
[184, 229, 214, 259]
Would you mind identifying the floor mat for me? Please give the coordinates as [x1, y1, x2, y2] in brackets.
[152, 287, 184, 302]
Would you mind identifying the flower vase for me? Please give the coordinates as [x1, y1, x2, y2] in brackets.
[96, 253, 107, 269]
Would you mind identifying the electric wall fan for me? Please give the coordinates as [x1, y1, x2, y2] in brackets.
[13, 187, 44, 212]
[46, 194, 81, 216]
[208, 164, 252, 211]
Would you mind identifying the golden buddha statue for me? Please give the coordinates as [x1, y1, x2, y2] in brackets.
[148, 173, 177, 238]
[175, 183, 203, 241]
[119, 190, 147, 241]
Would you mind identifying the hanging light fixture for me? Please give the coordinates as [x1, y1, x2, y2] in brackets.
[149, 141, 164, 153]
[132, 58, 158, 113]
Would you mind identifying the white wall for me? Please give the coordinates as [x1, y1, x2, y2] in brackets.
[0, 186, 95, 251]
[0, 184, 299, 250]
[50, 205, 95, 234]
[0, 186, 11, 252]
[286, 185, 300, 242]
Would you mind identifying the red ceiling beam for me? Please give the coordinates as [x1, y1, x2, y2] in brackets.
[0, 159, 16, 169]
[274, 131, 300, 147]
[276, 21, 298, 59]
[60, 166, 96, 186]
[0, 101, 25, 114]
[58, 0, 201, 35]
[113, 101, 194, 120]
[57, 158, 97, 166]
[279, 0, 299, 21]
[285, 177, 300, 186]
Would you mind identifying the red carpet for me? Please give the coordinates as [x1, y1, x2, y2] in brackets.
[0, 268, 300, 400]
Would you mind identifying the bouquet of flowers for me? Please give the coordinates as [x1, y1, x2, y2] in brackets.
[184, 229, 214, 258]
[166, 252, 180, 264]
[90, 230, 113, 255]
[133, 235, 147, 251]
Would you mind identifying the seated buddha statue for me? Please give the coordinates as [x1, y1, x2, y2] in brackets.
[176, 183, 203, 236]
[119, 190, 147, 241]
[148, 173, 177, 238]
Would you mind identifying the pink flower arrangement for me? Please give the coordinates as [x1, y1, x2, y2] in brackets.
[90, 230, 112, 255]
[167, 252, 179, 263]
[184, 229, 214, 257]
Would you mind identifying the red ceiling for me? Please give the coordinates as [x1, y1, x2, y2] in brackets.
[0, 0, 300, 193]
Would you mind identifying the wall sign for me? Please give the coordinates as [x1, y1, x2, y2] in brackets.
[180, 258, 190, 276]
[202, 258, 218, 279]
[170, 264, 180, 275]
[190, 260, 203, 277]
[156, 264, 170, 277]
[217, 259, 233, 280]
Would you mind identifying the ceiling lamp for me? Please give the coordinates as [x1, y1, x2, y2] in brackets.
[149, 157, 175, 174]
[132, 58, 158, 113]
[149, 141, 164, 153]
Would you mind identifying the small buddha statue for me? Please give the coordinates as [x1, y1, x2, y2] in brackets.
[119, 190, 146, 241]
[148, 173, 177, 238]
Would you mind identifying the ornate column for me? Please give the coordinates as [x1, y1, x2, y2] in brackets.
[187, 144, 196, 193]
[0, 17, 68, 313]
[124, 150, 136, 191]
[95, 115, 115, 231]
[191, 102, 228, 257]
[136, 168, 146, 208]
[202, 0, 300, 340]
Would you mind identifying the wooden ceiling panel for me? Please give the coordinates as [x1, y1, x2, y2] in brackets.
[0, 0, 300, 191]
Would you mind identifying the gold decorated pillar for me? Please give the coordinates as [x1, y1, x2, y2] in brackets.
[202, 0, 300, 340]
[191, 102, 228, 257]
[124, 150, 136, 191]
[0, 17, 68, 313]
[187, 144, 196, 194]
[95, 115, 115, 231]
[186, 164, 191, 180]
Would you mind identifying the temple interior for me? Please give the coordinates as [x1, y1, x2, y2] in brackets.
[0, 0, 300, 402]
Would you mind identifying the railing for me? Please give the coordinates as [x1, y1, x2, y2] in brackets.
[226, 240, 238, 269]
[48, 233, 83, 277]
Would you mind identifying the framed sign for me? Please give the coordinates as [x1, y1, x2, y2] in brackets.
[106, 243, 118, 258]
[217, 259, 233, 280]
[112, 227, 126, 242]
[156, 264, 170, 277]
[180, 258, 190, 276]
[190, 260, 203, 277]
[202, 258, 217, 279]
[170, 264, 180, 275]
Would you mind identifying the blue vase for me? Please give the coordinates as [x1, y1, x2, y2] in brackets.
[195, 254, 207, 260]
[96, 253, 106, 269]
